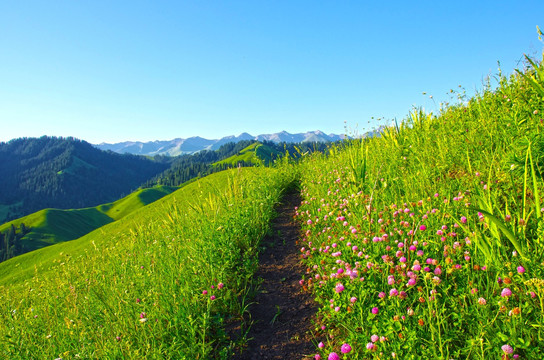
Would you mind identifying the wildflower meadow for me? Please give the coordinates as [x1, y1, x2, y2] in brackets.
[296, 52, 544, 359]
[0, 49, 543, 359]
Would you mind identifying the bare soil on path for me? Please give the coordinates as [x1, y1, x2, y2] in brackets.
[233, 190, 318, 360]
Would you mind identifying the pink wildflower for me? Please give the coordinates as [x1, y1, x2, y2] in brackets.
[501, 344, 513, 354]
[341, 343, 352, 354]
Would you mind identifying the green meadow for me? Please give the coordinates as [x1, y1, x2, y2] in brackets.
[0, 167, 296, 358]
[213, 142, 281, 167]
[296, 53, 544, 359]
[0, 49, 543, 359]
[0, 185, 178, 253]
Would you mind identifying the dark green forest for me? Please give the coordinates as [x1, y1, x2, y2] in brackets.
[0, 136, 169, 222]
[0, 136, 333, 224]
[143, 140, 258, 187]
[0, 223, 29, 262]
[144, 140, 331, 187]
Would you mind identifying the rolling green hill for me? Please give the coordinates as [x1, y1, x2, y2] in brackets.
[0, 167, 294, 359]
[0, 136, 170, 223]
[213, 142, 282, 167]
[0, 185, 177, 255]
[1, 49, 543, 359]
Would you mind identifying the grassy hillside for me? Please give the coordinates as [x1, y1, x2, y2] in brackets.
[0, 137, 170, 223]
[98, 185, 178, 221]
[296, 53, 544, 359]
[1, 50, 543, 359]
[0, 185, 177, 254]
[0, 167, 296, 358]
[214, 142, 281, 167]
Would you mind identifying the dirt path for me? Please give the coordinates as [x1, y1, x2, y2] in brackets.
[233, 190, 318, 360]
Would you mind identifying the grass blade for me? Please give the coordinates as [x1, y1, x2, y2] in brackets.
[470, 207, 523, 258]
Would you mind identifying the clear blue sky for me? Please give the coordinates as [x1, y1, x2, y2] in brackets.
[1, 1, 543, 144]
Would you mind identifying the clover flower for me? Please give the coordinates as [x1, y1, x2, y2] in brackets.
[341, 343, 352, 353]
[501, 344, 513, 354]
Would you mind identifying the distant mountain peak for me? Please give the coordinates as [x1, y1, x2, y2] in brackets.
[95, 130, 345, 156]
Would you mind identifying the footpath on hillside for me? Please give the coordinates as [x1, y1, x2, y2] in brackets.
[233, 190, 318, 360]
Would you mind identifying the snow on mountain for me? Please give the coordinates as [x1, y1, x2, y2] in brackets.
[95, 130, 347, 156]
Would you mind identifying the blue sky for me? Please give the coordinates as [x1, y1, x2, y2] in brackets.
[1, 1, 543, 144]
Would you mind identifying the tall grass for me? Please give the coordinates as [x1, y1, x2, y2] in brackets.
[296, 51, 544, 359]
[0, 167, 295, 359]
[1, 44, 544, 360]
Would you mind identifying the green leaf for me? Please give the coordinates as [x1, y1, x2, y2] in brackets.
[528, 142, 542, 219]
[470, 207, 523, 258]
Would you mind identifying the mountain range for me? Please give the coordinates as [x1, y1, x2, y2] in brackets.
[96, 130, 346, 156]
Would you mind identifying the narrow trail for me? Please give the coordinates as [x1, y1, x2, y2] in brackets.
[234, 190, 318, 360]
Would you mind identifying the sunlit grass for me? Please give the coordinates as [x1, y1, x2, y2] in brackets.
[296, 51, 544, 359]
[0, 185, 178, 253]
[1, 47, 543, 359]
[0, 167, 296, 358]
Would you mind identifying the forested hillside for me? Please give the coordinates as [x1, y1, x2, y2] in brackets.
[144, 140, 330, 187]
[0, 137, 333, 224]
[0, 223, 29, 262]
[0, 137, 169, 223]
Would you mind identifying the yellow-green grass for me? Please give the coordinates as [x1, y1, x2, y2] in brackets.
[0, 185, 178, 252]
[0, 182, 211, 287]
[295, 53, 544, 359]
[214, 142, 281, 167]
[97, 185, 178, 220]
[0, 167, 295, 358]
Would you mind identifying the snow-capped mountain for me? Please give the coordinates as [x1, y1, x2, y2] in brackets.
[96, 130, 346, 156]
